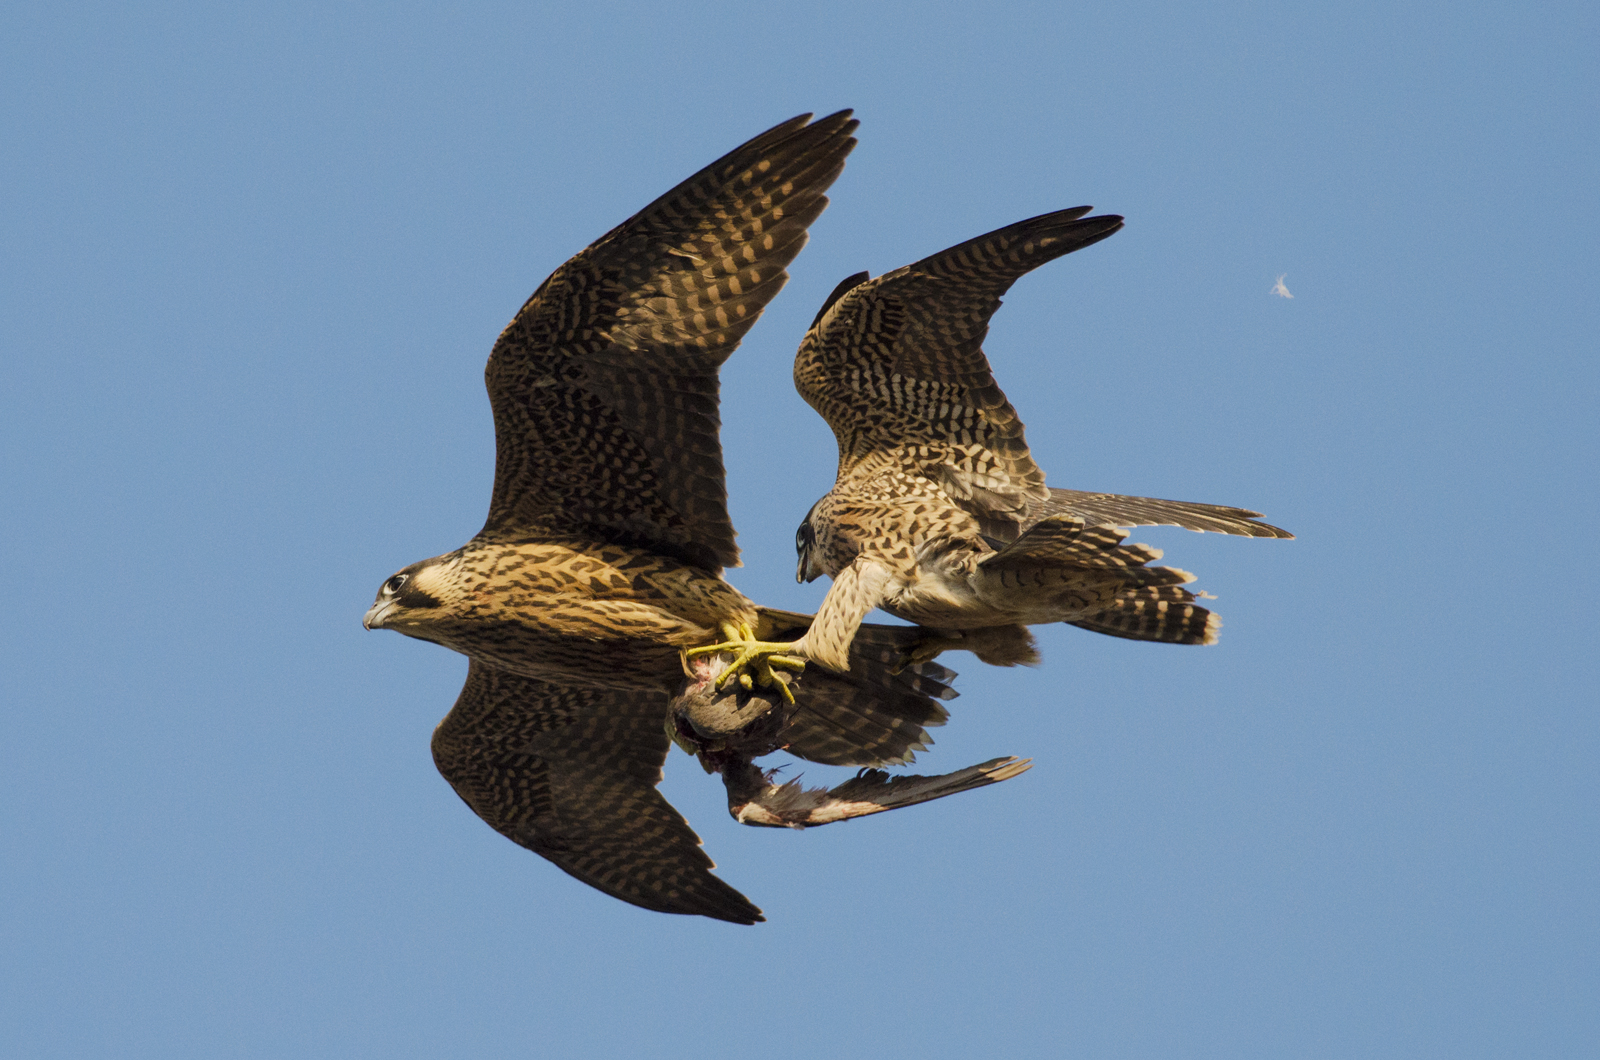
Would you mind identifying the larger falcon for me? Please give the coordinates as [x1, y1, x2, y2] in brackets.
[363, 113, 1021, 925]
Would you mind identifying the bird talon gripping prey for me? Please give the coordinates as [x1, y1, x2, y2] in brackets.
[362, 112, 1031, 924]
[670, 658, 1031, 831]
[686, 622, 805, 703]
[778, 208, 1293, 669]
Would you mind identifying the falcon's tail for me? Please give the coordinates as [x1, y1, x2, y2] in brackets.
[978, 517, 1222, 645]
[1067, 585, 1220, 645]
[722, 756, 1032, 829]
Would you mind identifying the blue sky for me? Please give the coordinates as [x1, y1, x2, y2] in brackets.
[4, 2, 1596, 1057]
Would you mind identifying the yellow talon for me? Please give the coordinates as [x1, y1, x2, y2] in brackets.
[683, 621, 748, 663]
[684, 621, 805, 706]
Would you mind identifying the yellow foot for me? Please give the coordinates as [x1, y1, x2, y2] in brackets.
[683, 622, 806, 705]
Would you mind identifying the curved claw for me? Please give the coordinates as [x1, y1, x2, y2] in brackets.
[684, 622, 805, 705]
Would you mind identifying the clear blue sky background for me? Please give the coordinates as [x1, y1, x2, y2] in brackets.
[4, 2, 1596, 1057]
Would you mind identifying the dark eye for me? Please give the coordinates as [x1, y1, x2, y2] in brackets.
[384, 574, 408, 595]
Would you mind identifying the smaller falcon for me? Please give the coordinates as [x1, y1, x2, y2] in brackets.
[693, 207, 1292, 680]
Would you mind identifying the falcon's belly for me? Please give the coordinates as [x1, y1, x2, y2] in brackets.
[403, 536, 759, 689]
[881, 554, 989, 627]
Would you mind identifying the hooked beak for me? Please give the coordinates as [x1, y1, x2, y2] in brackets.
[796, 550, 819, 584]
[362, 600, 393, 630]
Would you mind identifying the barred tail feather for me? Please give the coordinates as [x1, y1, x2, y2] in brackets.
[1068, 589, 1220, 645]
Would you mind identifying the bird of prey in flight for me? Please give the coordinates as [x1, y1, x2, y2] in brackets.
[363, 113, 1027, 925]
[691, 208, 1292, 681]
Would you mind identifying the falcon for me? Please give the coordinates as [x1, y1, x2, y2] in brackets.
[692, 207, 1292, 680]
[363, 112, 1027, 925]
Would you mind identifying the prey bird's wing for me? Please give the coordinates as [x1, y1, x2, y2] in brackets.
[756, 609, 958, 767]
[723, 756, 1032, 828]
[432, 661, 763, 925]
[482, 112, 858, 572]
[795, 208, 1123, 527]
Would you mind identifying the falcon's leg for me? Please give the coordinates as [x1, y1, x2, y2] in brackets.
[683, 622, 805, 705]
[782, 557, 897, 674]
[893, 624, 1041, 672]
[686, 559, 896, 693]
[892, 633, 964, 674]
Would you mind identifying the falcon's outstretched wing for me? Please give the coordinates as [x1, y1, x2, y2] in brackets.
[1035, 488, 1294, 539]
[794, 208, 1123, 526]
[483, 111, 859, 571]
[432, 661, 763, 925]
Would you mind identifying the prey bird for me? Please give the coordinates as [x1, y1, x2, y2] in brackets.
[691, 207, 1292, 681]
[670, 643, 1031, 830]
[364, 113, 1027, 925]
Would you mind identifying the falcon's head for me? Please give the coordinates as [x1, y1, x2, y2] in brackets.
[363, 552, 463, 638]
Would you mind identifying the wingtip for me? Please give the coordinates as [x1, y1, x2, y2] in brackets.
[707, 907, 766, 926]
[982, 756, 1034, 782]
[817, 106, 857, 126]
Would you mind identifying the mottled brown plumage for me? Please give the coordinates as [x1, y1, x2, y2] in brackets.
[363, 113, 1023, 924]
[758, 208, 1293, 673]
